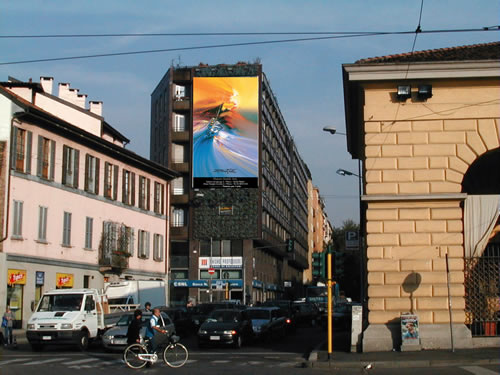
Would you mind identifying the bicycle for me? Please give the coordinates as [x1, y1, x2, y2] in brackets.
[123, 334, 188, 369]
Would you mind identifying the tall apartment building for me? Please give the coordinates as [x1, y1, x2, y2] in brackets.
[150, 63, 310, 306]
[0, 77, 178, 328]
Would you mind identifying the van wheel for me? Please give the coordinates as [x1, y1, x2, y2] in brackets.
[233, 335, 242, 349]
[78, 331, 89, 350]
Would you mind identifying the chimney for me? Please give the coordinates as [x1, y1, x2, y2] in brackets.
[58, 83, 71, 101]
[40, 77, 54, 94]
[89, 101, 103, 116]
[76, 94, 87, 109]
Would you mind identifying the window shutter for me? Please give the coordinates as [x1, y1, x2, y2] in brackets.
[84, 154, 89, 191]
[73, 149, 79, 188]
[25, 131, 32, 174]
[38, 206, 43, 240]
[129, 228, 135, 257]
[95, 158, 100, 195]
[18, 201, 23, 236]
[10, 127, 18, 170]
[37, 135, 43, 177]
[160, 235, 164, 261]
[146, 179, 151, 210]
[62, 145, 68, 184]
[145, 232, 150, 259]
[122, 171, 126, 203]
[131, 172, 136, 206]
[113, 165, 119, 200]
[49, 140, 56, 181]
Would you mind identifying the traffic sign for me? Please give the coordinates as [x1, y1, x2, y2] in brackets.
[208, 268, 215, 275]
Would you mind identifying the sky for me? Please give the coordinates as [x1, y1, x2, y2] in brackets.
[1, 1, 499, 228]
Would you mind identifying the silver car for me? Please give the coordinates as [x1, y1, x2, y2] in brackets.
[102, 311, 175, 350]
[246, 307, 286, 341]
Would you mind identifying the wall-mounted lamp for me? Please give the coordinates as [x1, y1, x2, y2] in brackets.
[417, 84, 433, 100]
[397, 85, 412, 101]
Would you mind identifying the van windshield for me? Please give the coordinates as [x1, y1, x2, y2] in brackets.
[37, 294, 84, 312]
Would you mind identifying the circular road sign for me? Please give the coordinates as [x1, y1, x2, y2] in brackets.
[208, 268, 215, 275]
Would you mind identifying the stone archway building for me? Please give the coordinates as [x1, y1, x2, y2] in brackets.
[342, 42, 500, 351]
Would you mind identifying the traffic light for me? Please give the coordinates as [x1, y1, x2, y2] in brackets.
[312, 252, 325, 278]
[286, 238, 294, 253]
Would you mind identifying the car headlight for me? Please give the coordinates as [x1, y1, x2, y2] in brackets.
[27, 324, 35, 330]
[198, 330, 207, 335]
[223, 330, 236, 335]
[60, 323, 73, 329]
[104, 335, 113, 339]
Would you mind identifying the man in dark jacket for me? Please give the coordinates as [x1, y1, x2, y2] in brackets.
[127, 309, 143, 344]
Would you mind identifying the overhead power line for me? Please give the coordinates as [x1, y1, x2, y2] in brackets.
[0, 27, 497, 66]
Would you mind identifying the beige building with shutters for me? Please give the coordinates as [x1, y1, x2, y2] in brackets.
[342, 42, 500, 351]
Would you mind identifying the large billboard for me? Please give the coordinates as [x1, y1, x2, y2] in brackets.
[192, 76, 259, 188]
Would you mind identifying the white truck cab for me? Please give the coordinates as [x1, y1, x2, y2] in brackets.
[26, 288, 110, 350]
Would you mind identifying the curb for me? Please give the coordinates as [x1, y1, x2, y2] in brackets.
[309, 358, 500, 369]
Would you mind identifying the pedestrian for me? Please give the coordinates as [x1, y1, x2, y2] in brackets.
[2, 307, 14, 346]
[126, 309, 143, 345]
[144, 302, 152, 312]
[145, 308, 168, 353]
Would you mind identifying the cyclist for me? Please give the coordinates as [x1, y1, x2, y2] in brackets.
[146, 308, 168, 353]
[127, 309, 143, 345]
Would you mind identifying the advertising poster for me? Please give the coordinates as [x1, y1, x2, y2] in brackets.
[56, 273, 74, 288]
[7, 269, 26, 285]
[192, 76, 259, 188]
[401, 314, 419, 341]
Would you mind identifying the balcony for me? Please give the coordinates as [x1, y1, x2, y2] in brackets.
[173, 99, 190, 112]
[171, 194, 189, 205]
[171, 131, 189, 143]
[171, 162, 189, 173]
[99, 249, 130, 272]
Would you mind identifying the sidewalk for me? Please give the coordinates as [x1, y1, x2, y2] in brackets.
[308, 340, 500, 369]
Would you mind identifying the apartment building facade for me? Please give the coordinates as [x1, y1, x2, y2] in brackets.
[150, 63, 310, 306]
[342, 42, 500, 350]
[0, 77, 178, 328]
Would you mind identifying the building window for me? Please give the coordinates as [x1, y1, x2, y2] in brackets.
[37, 136, 55, 180]
[171, 207, 185, 227]
[102, 222, 134, 256]
[138, 230, 150, 259]
[12, 200, 23, 238]
[172, 177, 184, 195]
[38, 206, 48, 242]
[62, 211, 72, 246]
[173, 114, 186, 132]
[138, 176, 150, 210]
[62, 145, 79, 188]
[104, 162, 119, 200]
[85, 217, 93, 249]
[154, 182, 164, 215]
[174, 85, 185, 100]
[172, 144, 185, 163]
[153, 234, 164, 261]
[11, 127, 32, 173]
[84, 154, 100, 194]
[122, 170, 135, 206]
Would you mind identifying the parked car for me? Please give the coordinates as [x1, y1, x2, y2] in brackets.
[292, 302, 320, 326]
[190, 302, 245, 330]
[261, 300, 297, 332]
[156, 306, 194, 337]
[246, 307, 286, 341]
[102, 311, 175, 351]
[197, 309, 253, 348]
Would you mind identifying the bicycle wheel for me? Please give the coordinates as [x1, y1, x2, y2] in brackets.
[163, 343, 188, 368]
[123, 343, 148, 369]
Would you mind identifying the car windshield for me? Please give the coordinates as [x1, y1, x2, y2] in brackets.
[206, 310, 239, 323]
[116, 314, 134, 326]
[37, 294, 84, 312]
[198, 304, 227, 315]
[247, 310, 270, 320]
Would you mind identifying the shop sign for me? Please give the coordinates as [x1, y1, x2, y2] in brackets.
[252, 279, 263, 289]
[56, 273, 74, 288]
[199, 257, 242, 269]
[172, 280, 209, 288]
[7, 269, 26, 285]
[35, 271, 45, 286]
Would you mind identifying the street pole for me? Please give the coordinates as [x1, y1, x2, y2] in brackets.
[210, 237, 213, 303]
[243, 257, 246, 305]
[327, 249, 333, 359]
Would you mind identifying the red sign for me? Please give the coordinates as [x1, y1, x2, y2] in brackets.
[208, 268, 215, 275]
[7, 269, 27, 285]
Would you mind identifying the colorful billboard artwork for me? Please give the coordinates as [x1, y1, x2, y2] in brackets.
[192, 76, 259, 188]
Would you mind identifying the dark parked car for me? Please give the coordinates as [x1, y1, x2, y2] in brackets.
[190, 302, 244, 330]
[246, 307, 286, 341]
[292, 302, 320, 326]
[156, 306, 194, 337]
[261, 300, 296, 332]
[197, 309, 253, 348]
